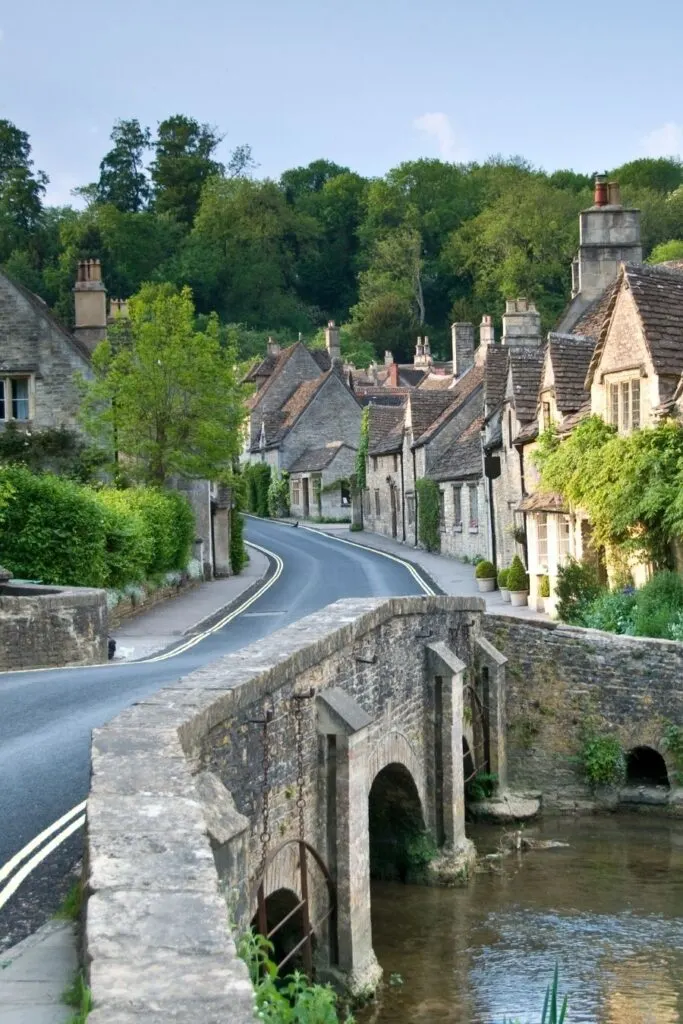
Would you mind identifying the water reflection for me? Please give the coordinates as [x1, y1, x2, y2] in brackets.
[359, 816, 683, 1024]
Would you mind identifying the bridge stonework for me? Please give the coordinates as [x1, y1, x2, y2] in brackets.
[85, 595, 504, 1022]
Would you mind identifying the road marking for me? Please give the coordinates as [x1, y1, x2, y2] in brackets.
[0, 814, 86, 912]
[0, 801, 87, 886]
[299, 526, 436, 596]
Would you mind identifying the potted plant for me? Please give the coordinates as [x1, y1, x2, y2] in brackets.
[498, 567, 511, 603]
[539, 574, 552, 614]
[507, 555, 529, 607]
[475, 559, 497, 593]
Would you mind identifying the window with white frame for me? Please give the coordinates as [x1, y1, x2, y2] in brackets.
[537, 512, 548, 564]
[452, 485, 462, 529]
[0, 377, 31, 422]
[469, 483, 479, 530]
[608, 378, 641, 432]
[559, 514, 571, 562]
[291, 479, 301, 505]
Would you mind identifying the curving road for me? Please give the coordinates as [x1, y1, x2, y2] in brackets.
[0, 519, 431, 948]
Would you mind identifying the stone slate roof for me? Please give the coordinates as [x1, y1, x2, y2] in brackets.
[398, 367, 427, 387]
[289, 442, 355, 473]
[413, 364, 485, 448]
[569, 280, 619, 340]
[546, 333, 596, 412]
[484, 346, 508, 411]
[243, 352, 279, 383]
[586, 263, 683, 386]
[252, 372, 342, 450]
[514, 420, 539, 445]
[407, 391, 456, 444]
[417, 372, 454, 391]
[558, 401, 591, 436]
[429, 416, 484, 482]
[518, 491, 567, 513]
[509, 347, 546, 423]
[367, 405, 405, 456]
[1, 269, 93, 365]
[311, 349, 332, 372]
[246, 343, 298, 410]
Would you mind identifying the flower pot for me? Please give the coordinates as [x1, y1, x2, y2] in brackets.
[544, 596, 556, 617]
[509, 590, 529, 607]
[500, 587, 511, 604]
[477, 577, 496, 593]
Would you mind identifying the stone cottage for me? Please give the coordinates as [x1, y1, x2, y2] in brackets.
[288, 441, 356, 520]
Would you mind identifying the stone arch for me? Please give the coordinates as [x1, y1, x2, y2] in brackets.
[368, 762, 427, 883]
[625, 745, 670, 788]
[250, 886, 309, 969]
[366, 729, 427, 814]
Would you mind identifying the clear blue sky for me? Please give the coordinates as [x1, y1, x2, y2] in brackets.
[2, 0, 682, 205]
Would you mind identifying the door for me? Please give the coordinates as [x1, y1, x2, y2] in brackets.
[302, 478, 310, 518]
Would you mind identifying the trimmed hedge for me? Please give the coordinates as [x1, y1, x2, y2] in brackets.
[475, 559, 496, 580]
[507, 555, 529, 593]
[0, 466, 195, 589]
[416, 478, 440, 552]
[244, 463, 271, 516]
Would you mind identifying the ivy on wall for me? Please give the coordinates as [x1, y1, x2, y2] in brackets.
[416, 478, 440, 552]
[355, 406, 369, 494]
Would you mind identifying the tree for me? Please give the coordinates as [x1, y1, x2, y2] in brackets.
[0, 120, 48, 261]
[151, 115, 224, 226]
[609, 158, 683, 194]
[81, 283, 245, 484]
[96, 119, 152, 212]
[648, 239, 683, 264]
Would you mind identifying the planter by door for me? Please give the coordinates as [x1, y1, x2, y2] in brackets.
[510, 590, 528, 607]
[500, 587, 511, 604]
[477, 578, 496, 593]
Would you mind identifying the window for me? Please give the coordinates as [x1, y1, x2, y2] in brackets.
[608, 378, 641, 432]
[374, 489, 381, 516]
[363, 489, 371, 516]
[372, 456, 378, 472]
[537, 512, 548, 564]
[542, 401, 551, 431]
[406, 493, 415, 525]
[469, 484, 479, 530]
[393, 453, 398, 472]
[609, 383, 619, 427]
[453, 485, 462, 529]
[438, 490, 445, 526]
[620, 382, 630, 433]
[0, 377, 31, 422]
[559, 515, 571, 562]
[291, 480, 301, 506]
[631, 378, 640, 430]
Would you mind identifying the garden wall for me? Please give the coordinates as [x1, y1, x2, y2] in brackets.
[0, 581, 107, 670]
[482, 615, 683, 808]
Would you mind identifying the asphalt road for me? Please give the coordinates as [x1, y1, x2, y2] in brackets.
[0, 518, 428, 949]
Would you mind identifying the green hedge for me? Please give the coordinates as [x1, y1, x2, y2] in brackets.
[244, 463, 271, 516]
[416, 478, 440, 552]
[0, 466, 195, 589]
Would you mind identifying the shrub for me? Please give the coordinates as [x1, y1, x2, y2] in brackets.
[632, 570, 683, 639]
[416, 478, 440, 552]
[229, 473, 248, 574]
[244, 463, 271, 516]
[267, 470, 290, 518]
[497, 567, 509, 588]
[95, 489, 154, 589]
[123, 488, 194, 575]
[475, 559, 496, 579]
[507, 555, 529, 593]
[556, 558, 600, 623]
[580, 589, 636, 634]
[0, 466, 108, 586]
[579, 733, 626, 788]
[0, 422, 107, 483]
[539, 575, 550, 598]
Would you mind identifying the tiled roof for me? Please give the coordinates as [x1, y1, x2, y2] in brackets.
[484, 346, 508, 411]
[289, 442, 354, 473]
[546, 333, 595, 412]
[570, 280, 619, 340]
[408, 390, 456, 443]
[413, 364, 485, 447]
[509, 347, 545, 423]
[243, 352, 279, 383]
[1, 270, 92, 364]
[251, 373, 331, 450]
[518, 491, 567, 513]
[311, 349, 332, 372]
[246, 343, 299, 409]
[398, 367, 428, 387]
[359, 393, 408, 408]
[417, 373, 454, 391]
[368, 405, 405, 456]
[429, 416, 484, 482]
[558, 401, 591, 436]
[514, 420, 539, 445]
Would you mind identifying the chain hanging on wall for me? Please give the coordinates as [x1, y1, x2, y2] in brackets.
[248, 707, 274, 884]
[291, 688, 315, 841]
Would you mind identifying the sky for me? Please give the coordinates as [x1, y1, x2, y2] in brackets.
[1, 0, 682, 206]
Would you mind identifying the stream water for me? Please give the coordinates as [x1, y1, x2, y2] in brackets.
[358, 815, 683, 1023]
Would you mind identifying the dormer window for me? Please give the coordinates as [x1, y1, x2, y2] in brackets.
[608, 378, 640, 432]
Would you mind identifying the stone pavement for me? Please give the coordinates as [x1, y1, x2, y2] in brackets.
[305, 523, 549, 621]
[0, 921, 76, 1024]
[112, 546, 271, 660]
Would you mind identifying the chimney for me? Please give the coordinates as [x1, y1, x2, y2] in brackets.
[571, 176, 642, 305]
[73, 258, 107, 351]
[475, 315, 494, 365]
[325, 320, 341, 363]
[607, 181, 621, 206]
[502, 298, 542, 347]
[108, 298, 129, 321]
[384, 350, 394, 366]
[267, 336, 280, 357]
[594, 174, 608, 207]
[414, 336, 432, 367]
[451, 322, 475, 377]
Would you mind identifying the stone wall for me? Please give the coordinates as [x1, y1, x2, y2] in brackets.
[0, 582, 107, 670]
[85, 596, 491, 1019]
[482, 615, 683, 808]
[279, 376, 361, 471]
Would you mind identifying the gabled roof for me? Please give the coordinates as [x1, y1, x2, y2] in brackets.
[252, 371, 357, 451]
[586, 263, 683, 387]
[484, 346, 508, 412]
[289, 441, 355, 473]
[413, 364, 485, 448]
[569, 279, 619, 340]
[417, 372, 454, 391]
[0, 269, 92, 365]
[545, 333, 595, 413]
[429, 416, 484, 482]
[398, 367, 427, 387]
[243, 352, 279, 383]
[311, 349, 332, 372]
[508, 347, 545, 423]
[367, 405, 405, 456]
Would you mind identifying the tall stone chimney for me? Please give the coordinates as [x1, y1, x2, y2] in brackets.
[451, 322, 475, 377]
[73, 259, 107, 351]
[414, 336, 433, 368]
[475, 315, 495, 365]
[325, 320, 341, 363]
[573, 175, 641, 302]
[267, 336, 280, 357]
[502, 299, 542, 347]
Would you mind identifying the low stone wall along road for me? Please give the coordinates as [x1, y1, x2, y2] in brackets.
[0, 519, 431, 950]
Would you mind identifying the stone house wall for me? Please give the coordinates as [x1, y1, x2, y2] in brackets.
[491, 410, 525, 570]
[363, 450, 405, 540]
[289, 447, 356, 520]
[0, 272, 92, 432]
[279, 376, 361, 470]
[0, 582, 107, 670]
[439, 479, 490, 561]
[482, 614, 683, 809]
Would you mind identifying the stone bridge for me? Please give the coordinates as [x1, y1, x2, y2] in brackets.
[85, 596, 507, 1022]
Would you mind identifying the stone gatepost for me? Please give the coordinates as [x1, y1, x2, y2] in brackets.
[317, 688, 382, 996]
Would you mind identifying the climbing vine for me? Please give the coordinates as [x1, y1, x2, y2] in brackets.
[267, 470, 290, 518]
[355, 407, 369, 494]
[535, 417, 683, 568]
[415, 478, 440, 552]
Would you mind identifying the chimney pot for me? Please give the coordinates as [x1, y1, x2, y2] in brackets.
[594, 174, 608, 207]
[607, 181, 621, 206]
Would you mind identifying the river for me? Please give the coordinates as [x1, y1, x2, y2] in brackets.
[359, 815, 683, 1023]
